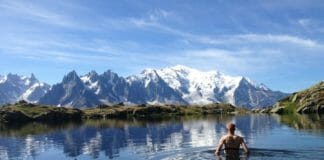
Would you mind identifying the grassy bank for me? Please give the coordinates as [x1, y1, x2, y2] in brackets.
[0, 101, 82, 124]
[83, 103, 241, 119]
[0, 101, 245, 124]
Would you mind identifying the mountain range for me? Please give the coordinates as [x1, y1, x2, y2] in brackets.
[0, 65, 289, 108]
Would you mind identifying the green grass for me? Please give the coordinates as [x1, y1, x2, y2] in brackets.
[1, 101, 243, 124]
[83, 103, 240, 119]
[281, 102, 298, 114]
[9, 104, 79, 118]
[0, 102, 82, 124]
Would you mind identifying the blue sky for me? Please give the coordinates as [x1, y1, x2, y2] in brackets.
[0, 0, 323, 92]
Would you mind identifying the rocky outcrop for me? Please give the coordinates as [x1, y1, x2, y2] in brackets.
[270, 81, 324, 114]
[0, 102, 82, 124]
[0, 109, 32, 124]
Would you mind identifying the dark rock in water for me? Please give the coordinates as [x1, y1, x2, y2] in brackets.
[0, 110, 32, 124]
[319, 105, 324, 113]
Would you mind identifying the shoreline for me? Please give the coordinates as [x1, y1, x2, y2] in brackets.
[0, 101, 246, 125]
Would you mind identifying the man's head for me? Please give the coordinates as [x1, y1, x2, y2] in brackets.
[226, 122, 235, 133]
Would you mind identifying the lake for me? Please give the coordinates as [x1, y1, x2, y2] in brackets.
[0, 114, 324, 160]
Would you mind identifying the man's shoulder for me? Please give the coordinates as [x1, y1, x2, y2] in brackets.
[221, 134, 230, 138]
[220, 135, 228, 141]
[235, 135, 244, 142]
[235, 135, 243, 138]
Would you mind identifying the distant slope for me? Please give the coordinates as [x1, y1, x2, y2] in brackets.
[271, 81, 324, 114]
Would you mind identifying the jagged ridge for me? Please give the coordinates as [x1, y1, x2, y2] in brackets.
[37, 65, 288, 108]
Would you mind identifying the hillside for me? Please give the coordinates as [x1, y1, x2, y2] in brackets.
[270, 81, 324, 114]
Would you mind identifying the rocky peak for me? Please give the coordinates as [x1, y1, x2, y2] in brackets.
[102, 70, 120, 80]
[86, 70, 99, 82]
[62, 70, 81, 84]
[6, 73, 21, 82]
[28, 73, 39, 85]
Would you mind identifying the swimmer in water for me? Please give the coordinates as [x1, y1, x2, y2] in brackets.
[215, 122, 249, 159]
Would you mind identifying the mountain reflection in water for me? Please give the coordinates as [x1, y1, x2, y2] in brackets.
[0, 114, 324, 160]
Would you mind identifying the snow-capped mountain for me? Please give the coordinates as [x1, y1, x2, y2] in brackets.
[80, 70, 128, 104]
[3, 65, 288, 108]
[154, 65, 288, 108]
[0, 73, 50, 104]
[125, 69, 186, 105]
[156, 65, 241, 104]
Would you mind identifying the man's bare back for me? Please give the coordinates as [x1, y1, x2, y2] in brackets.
[215, 123, 249, 157]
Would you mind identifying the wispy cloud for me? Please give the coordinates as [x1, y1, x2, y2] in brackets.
[0, 1, 81, 28]
[126, 12, 322, 48]
[234, 34, 319, 48]
[297, 18, 324, 34]
[0, 1, 323, 92]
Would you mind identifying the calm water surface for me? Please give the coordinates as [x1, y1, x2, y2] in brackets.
[0, 114, 324, 160]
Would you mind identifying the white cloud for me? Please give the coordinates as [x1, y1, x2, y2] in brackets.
[129, 9, 173, 28]
[149, 9, 172, 20]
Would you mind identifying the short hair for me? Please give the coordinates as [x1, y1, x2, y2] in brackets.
[226, 122, 236, 131]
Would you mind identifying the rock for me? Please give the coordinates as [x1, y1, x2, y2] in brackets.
[319, 105, 324, 113]
[260, 108, 271, 113]
[0, 109, 32, 124]
[270, 107, 285, 114]
[34, 109, 82, 122]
